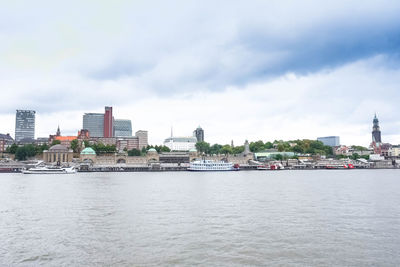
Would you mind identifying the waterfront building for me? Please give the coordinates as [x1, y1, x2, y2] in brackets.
[80, 147, 96, 163]
[104, 106, 114, 138]
[0, 133, 14, 152]
[317, 136, 340, 147]
[193, 126, 204, 142]
[164, 136, 197, 151]
[83, 113, 104, 137]
[390, 145, 400, 157]
[15, 110, 35, 142]
[254, 149, 295, 160]
[114, 119, 132, 137]
[43, 144, 73, 163]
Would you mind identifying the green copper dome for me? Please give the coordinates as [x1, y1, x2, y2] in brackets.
[81, 147, 96, 155]
[189, 148, 197, 152]
[148, 148, 157, 152]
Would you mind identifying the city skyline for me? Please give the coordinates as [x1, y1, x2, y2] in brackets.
[1, 1, 400, 145]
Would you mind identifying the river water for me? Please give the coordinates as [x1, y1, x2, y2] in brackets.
[1, 170, 399, 266]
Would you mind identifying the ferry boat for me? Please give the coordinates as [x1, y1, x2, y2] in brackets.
[22, 166, 77, 174]
[188, 160, 240, 171]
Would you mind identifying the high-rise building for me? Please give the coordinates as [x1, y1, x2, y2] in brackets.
[83, 113, 104, 137]
[317, 136, 340, 147]
[193, 126, 204, 142]
[114, 119, 132, 137]
[136, 130, 148, 150]
[15, 110, 35, 142]
[104, 106, 113, 138]
[372, 114, 382, 143]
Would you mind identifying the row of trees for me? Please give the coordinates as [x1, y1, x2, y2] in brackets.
[195, 142, 245, 155]
[195, 139, 334, 156]
[6, 144, 50, 161]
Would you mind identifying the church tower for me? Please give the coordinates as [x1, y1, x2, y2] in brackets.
[372, 114, 381, 143]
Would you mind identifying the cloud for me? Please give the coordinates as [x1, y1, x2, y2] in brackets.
[0, 0, 399, 145]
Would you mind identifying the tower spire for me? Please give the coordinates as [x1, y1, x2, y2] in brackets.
[56, 125, 61, 136]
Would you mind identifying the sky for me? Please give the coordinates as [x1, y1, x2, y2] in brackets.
[1, 0, 399, 146]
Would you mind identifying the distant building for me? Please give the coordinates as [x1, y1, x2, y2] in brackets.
[43, 144, 73, 163]
[83, 113, 104, 137]
[104, 106, 113, 138]
[0, 133, 14, 152]
[317, 136, 340, 147]
[49, 126, 77, 148]
[15, 110, 35, 142]
[116, 130, 148, 152]
[193, 126, 204, 142]
[135, 130, 148, 150]
[372, 114, 382, 143]
[78, 129, 90, 140]
[114, 119, 132, 137]
[164, 136, 197, 151]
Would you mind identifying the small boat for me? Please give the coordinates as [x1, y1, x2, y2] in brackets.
[22, 166, 77, 174]
[188, 160, 240, 171]
[257, 163, 284, 170]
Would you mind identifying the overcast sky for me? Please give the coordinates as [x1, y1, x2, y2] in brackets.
[1, 0, 399, 146]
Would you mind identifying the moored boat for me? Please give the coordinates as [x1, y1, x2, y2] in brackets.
[22, 166, 77, 174]
[188, 160, 239, 171]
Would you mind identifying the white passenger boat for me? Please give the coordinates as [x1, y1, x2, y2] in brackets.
[22, 166, 77, 174]
[188, 160, 239, 171]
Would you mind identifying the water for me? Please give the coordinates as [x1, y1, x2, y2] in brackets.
[1, 170, 400, 266]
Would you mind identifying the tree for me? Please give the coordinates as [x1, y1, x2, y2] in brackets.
[15, 147, 27, 161]
[70, 139, 79, 153]
[128, 148, 141, 156]
[160, 146, 171, 152]
[6, 144, 18, 154]
[220, 145, 233, 155]
[232, 145, 244, 155]
[209, 144, 223, 155]
[250, 140, 265, 152]
[196, 141, 210, 154]
[51, 140, 61, 146]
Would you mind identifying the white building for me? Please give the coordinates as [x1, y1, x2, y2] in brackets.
[164, 136, 197, 151]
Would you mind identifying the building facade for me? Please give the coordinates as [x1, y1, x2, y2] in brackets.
[136, 130, 148, 150]
[193, 126, 204, 142]
[114, 119, 132, 137]
[15, 110, 35, 142]
[104, 106, 113, 138]
[0, 133, 14, 152]
[317, 136, 340, 147]
[43, 144, 73, 163]
[83, 113, 104, 137]
[164, 136, 197, 151]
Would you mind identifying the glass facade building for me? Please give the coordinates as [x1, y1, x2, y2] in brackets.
[83, 113, 104, 137]
[15, 110, 35, 142]
[317, 136, 340, 147]
[114, 119, 132, 137]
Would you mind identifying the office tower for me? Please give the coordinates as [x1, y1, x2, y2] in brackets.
[83, 113, 104, 137]
[317, 136, 340, 147]
[15, 110, 35, 142]
[193, 126, 204, 142]
[114, 119, 132, 137]
[104, 106, 113, 138]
